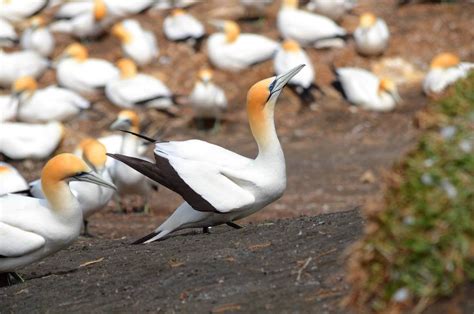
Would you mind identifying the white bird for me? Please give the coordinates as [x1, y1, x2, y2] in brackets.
[150, 0, 198, 11]
[334, 67, 401, 112]
[163, 8, 205, 50]
[21, 16, 55, 57]
[423, 53, 474, 96]
[0, 162, 28, 195]
[29, 139, 115, 236]
[108, 65, 304, 243]
[56, 43, 119, 96]
[0, 121, 64, 160]
[274, 39, 318, 106]
[106, 110, 158, 213]
[277, 0, 347, 48]
[0, 95, 19, 122]
[207, 20, 278, 71]
[0, 153, 115, 286]
[0, 49, 49, 88]
[105, 58, 174, 112]
[11, 76, 90, 123]
[354, 13, 389, 56]
[0, 0, 49, 23]
[0, 18, 18, 47]
[111, 19, 158, 66]
[50, 0, 114, 39]
[306, 0, 356, 21]
[103, 0, 154, 18]
[189, 68, 227, 129]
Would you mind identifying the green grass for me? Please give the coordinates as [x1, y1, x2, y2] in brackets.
[347, 72, 474, 312]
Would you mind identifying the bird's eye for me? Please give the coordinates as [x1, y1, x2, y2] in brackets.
[269, 80, 276, 92]
[75, 171, 88, 177]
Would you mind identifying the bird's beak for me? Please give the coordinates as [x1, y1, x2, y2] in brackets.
[72, 172, 116, 190]
[208, 19, 225, 30]
[390, 90, 402, 104]
[110, 118, 131, 131]
[269, 64, 305, 100]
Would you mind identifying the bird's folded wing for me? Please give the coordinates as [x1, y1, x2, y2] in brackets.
[0, 222, 45, 257]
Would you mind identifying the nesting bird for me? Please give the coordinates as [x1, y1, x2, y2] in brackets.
[0, 153, 115, 286]
[0, 0, 49, 23]
[108, 65, 304, 243]
[0, 49, 49, 88]
[277, 0, 348, 48]
[423, 53, 474, 96]
[21, 16, 55, 57]
[0, 163, 28, 195]
[163, 8, 205, 50]
[274, 39, 318, 106]
[354, 13, 389, 56]
[207, 20, 278, 71]
[105, 59, 175, 113]
[12, 76, 90, 123]
[0, 18, 18, 47]
[56, 43, 119, 96]
[0, 94, 19, 122]
[189, 68, 227, 129]
[0, 121, 64, 160]
[334, 67, 401, 112]
[306, 0, 356, 21]
[112, 19, 158, 66]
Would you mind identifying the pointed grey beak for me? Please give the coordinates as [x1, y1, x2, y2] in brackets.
[72, 172, 116, 191]
[391, 90, 402, 104]
[208, 19, 226, 30]
[110, 118, 131, 131]
[269, 64, 305, 99]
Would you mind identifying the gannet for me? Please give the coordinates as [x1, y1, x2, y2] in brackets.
[0, 18, 18, 47]
[0, 121, 64, 160]
[21, 16, 56, 57]
[29, 139, 115, 236]
[56, 43, 119, 96]
[423, 53, 474, 96]
[108, 65, 304, 243]
[334, 67, 401, 112]
[105, 58, 174, 112]
[163, 9, 205, 50]
[150, 0, 198, 11]
[50, 0, 114, 40]
[277, 0, 347, 48]
[103, 0, 154, 18]
[11, 76, 90, 123]
[354, 13, 389, 56]
[306, 0, 356, 21]
[0, 153, 115, 286]
[106, 110, 157, 213]
[111, 19, 158, 66]
[189, 68, 227, 129]
[0, 49, 49, 88]
[207, 20, 278, 71]
[0, 0, 49, 23]
[274, 39, 318, 106]
[0, 163, 28, 195]
[0, 95, 19, 122]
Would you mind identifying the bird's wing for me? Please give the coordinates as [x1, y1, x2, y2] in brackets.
[54, 2, 93, 20]
[0, 222, 45, 257]
[336, 68, 378, 104]
[110, 75, 171, 105]
[226, 35, 278, 66]
[281, 10, 346, 39]
[40, 87, 90, 109]
[72, 60, 119, 88]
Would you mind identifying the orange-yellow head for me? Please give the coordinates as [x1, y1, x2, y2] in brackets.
[94, 0, 107, 21]
[0, 165, 11, 174]
[359, 13, 377, 28]
[430, 53, 460, 69]
[282, 39, 301, 52]
[13, 76, 38, 94]
[171, 8, 186, 16]
[110, 110, 140, 133]
[82, 139, 107, 171]
[111, 22, 132, 44]
[116, 58, 137, 79]
[209, 20, 240, 43]
[378, 78, 401, 103]
[282, 0, 298, 9]
[63, 43, 88, 61]
[29, 16, 45, 29]
[198, 68, 213, 83]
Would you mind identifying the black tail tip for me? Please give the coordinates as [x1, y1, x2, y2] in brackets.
[131, 231, 158, 245]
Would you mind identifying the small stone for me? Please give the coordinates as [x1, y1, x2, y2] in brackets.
[360, 170, 376, 183]
[441, 179, 457, 199]
[440, 126, 456, 140]
[393, 288, 410, 302]
[459, 140, 472, 153]
[421, 173, 433, 185]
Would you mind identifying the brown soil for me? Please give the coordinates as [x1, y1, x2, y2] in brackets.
[1, 0, 473, 313]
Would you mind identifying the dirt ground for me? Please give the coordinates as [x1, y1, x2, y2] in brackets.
[1, 0, 473, 312]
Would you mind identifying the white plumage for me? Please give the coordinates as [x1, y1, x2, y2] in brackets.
[0, 18, 18, 47]
[0, 163, 28, 195]
[354, 14, 389, 56]
[18, 86, 90, 123]
[0, 50, 48, 88]
[274, 40, 314, 89]
[0, 0, 48, 22]
[163, 9, 205, 42]
[277, 1, 347, 48]
[306, 0, 356, 21]
[207, 20, 278, 71]
[112, 19, 158, 66]
[335, 67, 400, 112]
[21, 18, 56, 57]
[189, 70, 227, 120]
[0, 121, 64, 160]
[0, 95, 18, 122]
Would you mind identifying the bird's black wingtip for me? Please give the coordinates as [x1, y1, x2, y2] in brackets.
[132, 231, 159, 245]
[118, 129, 157, 143]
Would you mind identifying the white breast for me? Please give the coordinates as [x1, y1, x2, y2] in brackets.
[163, 13, 205, 41]
[21, 27, 55, 57]
[354, 19, 389, 56]
[0, 18, 18, 47]
[120, 19, 158, 66]
[0, 95, 19, 122]
[189, 82, 227, 117]
[274, 47, 314, 88]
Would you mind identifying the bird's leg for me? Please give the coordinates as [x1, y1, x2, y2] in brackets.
[143, 199, 150, 215]
[82, 219, 93, 237]
[114, 194, 125, 214]
[226, 222, 243, 229]
[203, 227, 210, 234]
